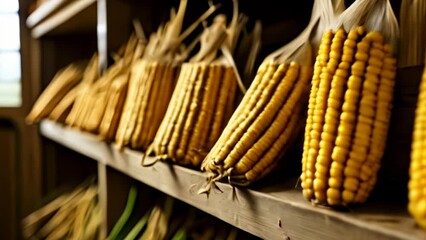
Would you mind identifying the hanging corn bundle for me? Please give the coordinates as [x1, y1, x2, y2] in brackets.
[65, 33, 142, 135]
[114, 0, 219, 151]
[26, 61, 87, 124]
[401, 0, 426, 230]
[198, 1, 325, 188]
[146, 0, 250, 167]
[300, 0, 399, 207]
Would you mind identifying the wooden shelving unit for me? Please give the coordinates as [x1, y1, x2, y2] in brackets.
[39, 119, 426, 240]
[24, 0, 426, 239]
[27, 0, 97, 38]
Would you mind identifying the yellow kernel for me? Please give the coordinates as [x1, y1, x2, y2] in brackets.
[316, 162, 330, 175]
[323, 123, 337, 134]
[338, 61, 351, 70]
[347, 30, 358, 40]
[338, 122, 354, 135]
[383, 44, 393, 54]
[335, 69, 349, 78]
[359, 105, 375, 118]
[357, 26, 366, 35]
[360, 96, 376, 108]
[321, 131, 335, 143]
[343, 47, 355, 56]
[303, 189, 314, 200]
[357, 42, 370, 52]
[342, 102, 357, 112]
[366, 65, 381, 75]
[368, 57, 383, 68]
[331, 42, 344, 51]
[345, 89, 360, 101]
[372, 42, 384, 50]
[344, 39, 357, 48]
[347, 76, 363, 89]
[366, 31, 384, 44]
[358, 114, 374, 125]
[314, 178, 327, 190]
[327, 188, 341, 200]
[355, 52, 369, 61]
[335, 134, 351, 149]
[314, 190, 327, 203]
[344, 166, 360, 178]
[333, 149, 349, 166]
[347, 156, 364, 167]
[342, 54, 354, 62]
[330, 51, 341, 61]
[384, 57, 397, 66]
[380, 69, 396, 79]
[342, 190, 356, 203]
[341, 112, 356, 122]
[370, 48, 385, 59]
[330, 168, 343, 178]
[344, 177, 360, 191]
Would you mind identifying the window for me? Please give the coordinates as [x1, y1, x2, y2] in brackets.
[0, 0, 21, 107]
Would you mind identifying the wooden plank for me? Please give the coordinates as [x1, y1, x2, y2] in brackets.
[39, 120, 110, 164]
[97, 162, 108, 239]
[31, 0, 97, 38]
[26, 0, 68, 28]
[38, 119, 426, 240]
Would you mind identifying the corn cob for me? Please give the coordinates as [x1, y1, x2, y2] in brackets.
[200, 53, 313, 186]
[48, 86, 79, 123]
[408, 64, 426, 229]
[26, 62, 85, 124]
[301, 27, 397, 206]
[148, 60, 239, 166]
[98, 74, 129, 141]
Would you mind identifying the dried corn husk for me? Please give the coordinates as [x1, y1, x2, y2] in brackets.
[26, 61, 86, 124]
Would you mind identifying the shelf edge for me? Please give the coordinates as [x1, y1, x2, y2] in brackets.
[30, 0, 97, 38]
[38, 119, 425, 240]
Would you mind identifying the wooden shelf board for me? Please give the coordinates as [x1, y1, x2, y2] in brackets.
[29, 0, 97, 38]
[39, 119, 426, 240]
[26, 0, 68, 28]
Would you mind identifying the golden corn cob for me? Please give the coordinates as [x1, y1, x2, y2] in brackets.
[115, 61, 177, 151]
[26, 63, 85, 124]
[301, 27, 397, 206]
[48, 86, 79, 123]
[200, 59, 312, 186]
[98, 74, 129, 141]
[149, 63, 237, 166]
[408, 64, 426, 229]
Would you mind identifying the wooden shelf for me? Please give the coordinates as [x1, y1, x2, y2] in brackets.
[39, 119, 426, 240]
[27, 0, 97, 38]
